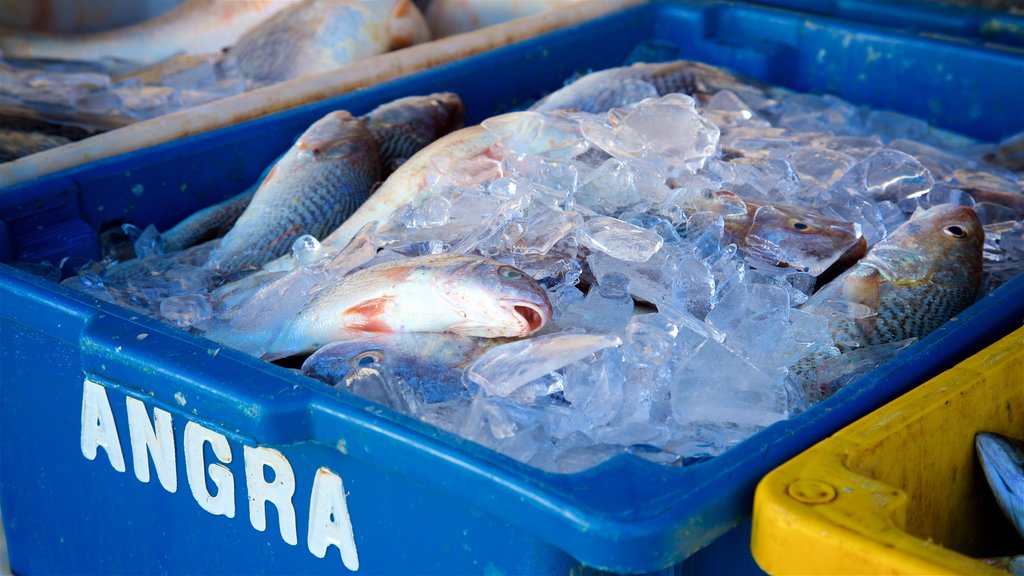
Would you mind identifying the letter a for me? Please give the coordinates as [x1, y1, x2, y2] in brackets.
[81, 379, 126, 472]
[307, 467, 359, 571]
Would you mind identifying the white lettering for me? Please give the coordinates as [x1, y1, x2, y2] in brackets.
[185, 421, 235, 518]
[244, 445, 298, 546]
[81, 379, 126, 472]
[126, 396, 177, 493]
[307, 467, 359, 571]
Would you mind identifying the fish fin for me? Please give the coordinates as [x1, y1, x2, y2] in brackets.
[344, 296, 395, 332]
[842, 268, 882, 338]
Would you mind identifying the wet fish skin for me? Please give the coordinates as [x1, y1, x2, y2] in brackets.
[162, 92, 463, 255]
[678, 189, 867, 278]
[302, 332, 501, 402]
[0, 0, 301, 64]
[253, 254, 552, 361]
[804, 203, 984, 348]
[162, 188, 257, 253]
[976, 432, 1024, 539]
[424, 0, 585, 38]
[361, 92, 466, 177]
[0, 128, 71, 162]
[793, 204, 984, 400]
[225, 0, 430, 85]
[319, 110, 584, 252]
[529, 60, 752, 114]
[208, 110, 380, 275]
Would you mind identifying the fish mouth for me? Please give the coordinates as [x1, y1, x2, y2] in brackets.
[513, 303, 547, 334]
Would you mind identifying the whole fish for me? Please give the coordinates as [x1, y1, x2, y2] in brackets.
[223, 0, 431, 85]
[162, 92, 464, 254]
[317, 110, 585, 253]
[204, 254, 552, 361]
[976, 432, 1024, 539]
[0, 0, 301, 64]
[529, 60, 754, 114]
[302, 332, 500, 402]
[794, 204, 984, 399]
[677, 189, 867, 279]
[207, 110, 380, 275]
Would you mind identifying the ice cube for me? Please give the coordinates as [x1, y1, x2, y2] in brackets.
[578, 216, 664, 263]
[160, 293, 213, 328]
[467, 332, 622, 397]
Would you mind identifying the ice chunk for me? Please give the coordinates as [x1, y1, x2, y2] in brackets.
[554, 272, 634, 334]
[467, 332, 622, 397]
[581, 94, 720, 176]
[832, 149, 934, 204]
[670, 336, 788, 428]
[160, 294, 213, 328]
[578, 216, 664, 262]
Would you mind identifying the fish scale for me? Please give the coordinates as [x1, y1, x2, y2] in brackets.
[207, 110, 380, 275]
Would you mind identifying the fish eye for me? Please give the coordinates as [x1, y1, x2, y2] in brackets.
[498, 266, 523, 281]
[352, 350, 384, 367]
[943, 225, 968, 238]
[792, 221, 809, 231]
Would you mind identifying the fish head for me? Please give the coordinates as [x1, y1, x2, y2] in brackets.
[440, 258, 553, 338]
[744, 202, 866, 277]
[868, 203, 984, 288]
[295, 110, 377, 163]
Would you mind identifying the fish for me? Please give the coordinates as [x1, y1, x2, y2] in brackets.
[206, 110, 380, 275]
[0, 127, 71, 162]
[976, 432, 1024, 539]
[203, 253, 552, 361]
[528, 60, 755, 114]
[161, 92, 464, 255]
[223, 0, 431, 85]
[0, 0, 301, 64]
[984, 130, 1024, 173]
[423, 0, 585, 38]
[675, 189, 867, 279]
[316, 110, 585, 253]
[360, 92, 467, 176]
[794, 204, 984, 400]
[302, 332, 501, 402]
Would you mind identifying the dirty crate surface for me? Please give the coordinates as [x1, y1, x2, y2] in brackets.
[2, 1, 1024, 574]
[751, 326, 1024, 575]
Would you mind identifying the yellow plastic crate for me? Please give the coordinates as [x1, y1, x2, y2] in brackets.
[752, 326, 1024, 575]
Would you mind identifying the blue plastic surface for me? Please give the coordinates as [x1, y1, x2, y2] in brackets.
[2, 2, 1023, 574]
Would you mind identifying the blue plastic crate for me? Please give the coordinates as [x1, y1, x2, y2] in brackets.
[2, 2, 1023, 574]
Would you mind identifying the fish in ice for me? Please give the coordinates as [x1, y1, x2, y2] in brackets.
[529, 60, 753, 114]
[0, 0, 301, 64]
[203, 253, 552, 361]
[223, 0, 431, 85]
[162, 92, 464, 257]
[675, 189, 867, 279]
[976, 432, 1024, 539]
[794, 204, 984, 399]
[303, 333, 500, 402]
[317, 110, 585, 252]
[206, 110, 380, 275]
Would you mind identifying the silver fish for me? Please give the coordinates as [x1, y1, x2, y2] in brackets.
[205, 253, 552, 361]
[207, 110, 380, 275]
[0, 0, 301, 64]
[162, 92, 464, 255]
[302, 332, 500, 403]
[529, 60, 753, 114]
[976, 432, 1024, 539]
[224, 0, 431, 85]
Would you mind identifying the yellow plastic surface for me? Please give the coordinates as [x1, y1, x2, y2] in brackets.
[752, 326, 1024, 575]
